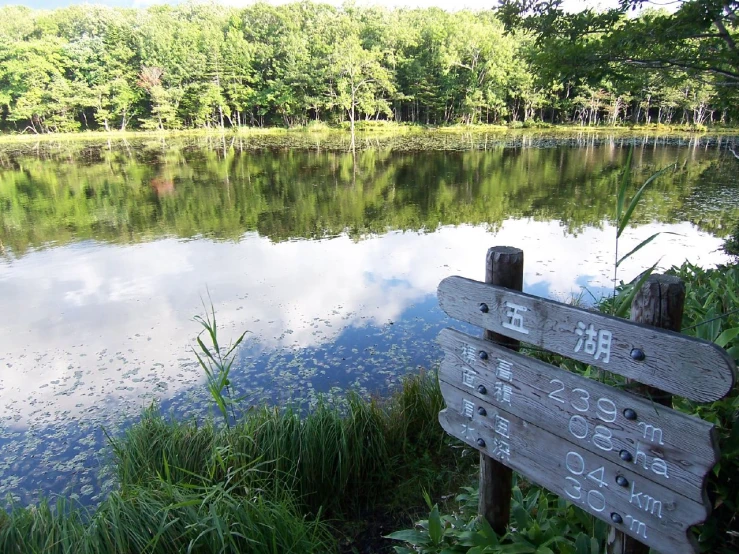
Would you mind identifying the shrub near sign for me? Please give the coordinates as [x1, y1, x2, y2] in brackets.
[436, 274, 736, 554]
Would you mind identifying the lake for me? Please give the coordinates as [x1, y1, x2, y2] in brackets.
[0, 131, 737, 505]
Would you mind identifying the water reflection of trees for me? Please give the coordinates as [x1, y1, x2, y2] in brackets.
[1, 137, 737, 257]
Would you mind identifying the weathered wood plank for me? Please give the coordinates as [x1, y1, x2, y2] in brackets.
[437, 276, 736, 402]
[608, 274, 686, 554]
[439, 395, 705, 554]
[438, 328, 718, 505]
[478, 246, 522, 533]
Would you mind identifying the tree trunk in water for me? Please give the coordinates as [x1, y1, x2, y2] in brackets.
[350, 91, 356, 151]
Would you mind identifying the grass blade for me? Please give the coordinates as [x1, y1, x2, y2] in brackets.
[225, 331, 248, 358]
[616, 232, 680, 267]
[616, 147, 633, 224]
[617, 164, 675, 238]
[614, 263, 657, 318]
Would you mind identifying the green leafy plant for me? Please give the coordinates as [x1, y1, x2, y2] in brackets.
[387, 480, 608, 554]
[193, 297, 247, 428]
[667, 262, 739, 552]
[612, 148, 676, 317]
[722, 222, 739, 259]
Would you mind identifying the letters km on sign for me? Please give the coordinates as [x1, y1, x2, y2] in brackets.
[436, 275, 736, 554]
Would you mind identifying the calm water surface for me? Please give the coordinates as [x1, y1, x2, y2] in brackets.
[0, 132, 738, 504]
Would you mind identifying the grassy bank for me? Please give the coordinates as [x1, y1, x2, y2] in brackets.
[1, 260, 737, 553]
[0, 370, 473, 553]
[1, 121, 738, 146]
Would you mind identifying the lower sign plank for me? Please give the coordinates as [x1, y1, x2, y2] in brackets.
[438, 328, 718, 506]
[439, 391, 706, 554]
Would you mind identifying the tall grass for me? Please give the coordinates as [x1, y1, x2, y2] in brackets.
[112, 370, 453, 516]
[0, 481, 333, 554]
[612, 147, 676, 316]
[193, 298, 247, 429]
[0, 293, 466, 554]
[0, 370, 456, 553]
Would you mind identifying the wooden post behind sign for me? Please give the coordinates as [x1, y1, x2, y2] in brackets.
[479, 246, 522, 535]
[607, 274, 686, 554]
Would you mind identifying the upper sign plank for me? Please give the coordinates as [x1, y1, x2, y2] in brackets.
[437, 276, 736, 402]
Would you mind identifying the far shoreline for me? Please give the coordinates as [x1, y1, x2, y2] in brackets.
[1, 124, 737, 156]
[1, 122, 739, 147]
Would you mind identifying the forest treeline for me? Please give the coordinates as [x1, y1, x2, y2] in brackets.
[0, 2, 735, 134]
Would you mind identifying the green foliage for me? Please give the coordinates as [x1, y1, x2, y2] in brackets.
[387, 479, 607, 554]
[722, 222, 739, 259]
[0, 2, 735, 133]
[111, 369, 458, 517]
[499, 1, 739, 93]
[668, 262, 739, 552]
[0, 479, 334, 553]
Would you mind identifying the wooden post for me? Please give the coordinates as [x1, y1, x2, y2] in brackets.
[479, 246, 523, 535]
[607, 274, 686, 554]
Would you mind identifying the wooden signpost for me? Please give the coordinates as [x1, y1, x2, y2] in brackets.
[436, 246, 737, 554]
[438, 276, 735, 402]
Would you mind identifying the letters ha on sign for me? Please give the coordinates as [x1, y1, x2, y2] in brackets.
[436, 276, 737, 554]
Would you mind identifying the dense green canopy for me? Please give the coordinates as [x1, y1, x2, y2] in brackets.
[499, 1, 739, 85]
[0, 2, 735, 133]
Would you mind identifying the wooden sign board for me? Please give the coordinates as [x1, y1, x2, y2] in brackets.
[437, 276, 736, 402]
[439, 400, 704, 554]
[438, 328, 718, 506]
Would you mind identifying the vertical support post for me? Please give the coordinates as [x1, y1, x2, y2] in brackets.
[479, 246, 523, 535]
[607, 274, 685, 554]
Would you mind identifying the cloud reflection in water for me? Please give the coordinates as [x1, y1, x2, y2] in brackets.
[0, 218, 729, 503]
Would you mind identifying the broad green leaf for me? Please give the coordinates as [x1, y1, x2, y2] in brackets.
[512, 505, 533, 534]
[385, 530, 431, 546]
[428, 504, 443, 545]
[574, 533, 590, 554]
[500, 543, 537, 553]
[477, 514, 500, 544]
[714, 327, 739, 348]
